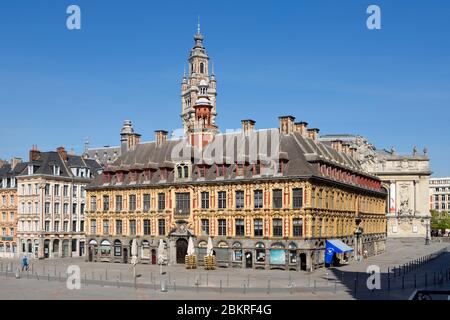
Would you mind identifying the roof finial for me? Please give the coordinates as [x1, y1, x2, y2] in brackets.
[197, 15, 201, 35]
[211, 62, 215, 75]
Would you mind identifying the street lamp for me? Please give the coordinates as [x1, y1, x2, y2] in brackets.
[425, 219, 431, 246]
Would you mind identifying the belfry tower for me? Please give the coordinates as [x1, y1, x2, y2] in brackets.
[181, 20, 217, 133]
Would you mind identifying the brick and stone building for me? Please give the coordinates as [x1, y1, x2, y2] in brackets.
[84, 26, 387, 271]
[0, 158, 25, 258]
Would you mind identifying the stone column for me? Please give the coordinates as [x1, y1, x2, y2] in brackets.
[49, 240, 54, 259]
[68, 237, 73, 258]
[38, 236, 44, 259]
[414, 180, 418, 214]
[389, 182, 396, 215]
[58, 239, 63, 258]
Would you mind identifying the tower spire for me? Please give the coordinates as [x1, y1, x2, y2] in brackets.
[197, 16, 201, 35]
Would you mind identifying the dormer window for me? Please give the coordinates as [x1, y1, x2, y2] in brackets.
[53, 166, 60, 176]
[197, 165, 207, 178]
[144, 169, 153, 181]
[236, 164, 244, 177]
[253, 162, 261, 176]
[27, 165, 34, 175]
[216, 164, 226, 177]
[176, 163, 190, 179]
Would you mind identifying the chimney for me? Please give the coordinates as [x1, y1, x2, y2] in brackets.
[29, 145, 41, 162]
[342, 143, 351, 155]
[57, 147, 68, 161]
[241, 119, 256, 135]
[294, 121, 308, 136]
[10, 158, 22, 170]
[349, 146, 358, 160]
[307, 128, 320, 141]
[331, 140, 343, 153]
[155, 130, 168, 146]
[279, 116, 295, 135]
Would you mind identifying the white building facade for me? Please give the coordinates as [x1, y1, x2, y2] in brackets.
[429, 178, 450, 212]
[16, 147, 101, 259]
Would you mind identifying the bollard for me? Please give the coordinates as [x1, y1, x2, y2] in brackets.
[174, 280, 176, 292]
[100, 274, 103, 287]
[206, 273, 209, 286]
[243, 283, 246, 294]
[388, 276, 390, 292]
[220, 280, 222, 294]
[247, 274, 250, 287]
[313, 280, 317, 294]
[227, 274, 230, 287]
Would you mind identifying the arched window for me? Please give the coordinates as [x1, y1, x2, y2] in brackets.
[200, 63, 204, 74]
[255, 242, 265, 262]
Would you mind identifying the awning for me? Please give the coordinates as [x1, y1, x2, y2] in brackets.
[325, 239, 354, 264]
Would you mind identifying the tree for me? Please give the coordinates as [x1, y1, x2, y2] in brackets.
[431, 210, 450, 233]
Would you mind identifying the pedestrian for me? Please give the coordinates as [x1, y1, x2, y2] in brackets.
[21, 255, 29, 271]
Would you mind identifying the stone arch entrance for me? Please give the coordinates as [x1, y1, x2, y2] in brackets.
[176, 238, 188, 264]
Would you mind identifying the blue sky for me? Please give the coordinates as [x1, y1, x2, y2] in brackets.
[0, 0, 449, 176]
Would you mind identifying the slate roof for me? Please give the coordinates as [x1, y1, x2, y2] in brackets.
[18, 151, 102, 179]
[87, 129, 382, 193]
[85, 146, 121, 166]
[0, 162, 28, 180]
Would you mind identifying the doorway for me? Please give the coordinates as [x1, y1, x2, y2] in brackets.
[88, 247, 93, 262]
[151, 249, 157, 265]
[176, 238, 188, 264]
[245, 251, 253, 268]
[299, 253, 307, 271]
[123, 248, 128, 263]
[44, 240, 50, 259]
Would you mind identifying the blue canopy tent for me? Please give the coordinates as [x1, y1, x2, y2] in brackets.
[325, 240, 354, 265]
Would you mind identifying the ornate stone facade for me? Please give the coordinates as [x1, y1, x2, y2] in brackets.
[320, 135, 431, 239]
